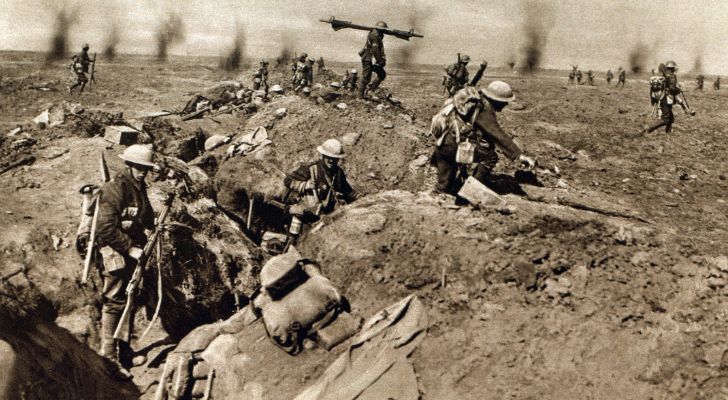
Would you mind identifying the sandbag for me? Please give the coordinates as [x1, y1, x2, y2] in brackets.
[260, 247, 307, 299]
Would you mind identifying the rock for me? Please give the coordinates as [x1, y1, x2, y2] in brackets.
[104, 125, 139, 145]
[51, 235, 61, 251]
[458, 177, 501, 207]
[312, 83, 324, 90]
[341, 132, 362, 146]
[707, 256, 728, 273]
[382, 122, 394, 129]
[707, 277, 727, 290]
[399, 113, 414, 124]
[509, 102, 526, 111]
[204, 135, 231, 152]
[336, 103, 348, 110]
[556, 179, 569, 189]
[614, 225, 634, 245]
[270, 85, 284, 94]
[274, 108, 287, 118]
[376, 104, 386, 111]
[630, 251, 651, 266]
[356, 213, 387, 233]
[408, 154, 430, 171]
[7, 126, 22, 137]
[496, 204, 517, 215]
[543, 277, 572, 298]
[330, 82, 342, 88]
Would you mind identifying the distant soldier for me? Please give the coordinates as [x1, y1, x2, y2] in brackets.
[253, 59, 269, 96]
[284, 139, 359, 237]
[429, 83, 535, 197]
[291, 52, 306, 80]
[342, 68, 358, 91]
[587, 70, 594, 86]
[576, 69, 583, 84]
[68, 43, 92, 93]
[617, 68, 626, 88]
[696, 74, 704, 91]
[317, 57, 325, 73]
[606, 69, 613, 85]
[444, 55, 471, 95]
[715, 77, 721, 90]
[292, 55, 312, 92]
[96, 145, 158, 379]
[651, 69, 655, 76]
[306, 57, 315, 84]
[358, 21, 388, 99]
[568, 69, 575, 84]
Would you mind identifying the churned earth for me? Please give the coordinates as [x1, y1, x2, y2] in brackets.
[1, 51, 728, 399]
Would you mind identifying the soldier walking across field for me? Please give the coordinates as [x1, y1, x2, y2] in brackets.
[606, 69, 613, 85]
[253, 59, 269, 96]
[715, 77, 721, 90]
[317, 57, 325, 73]
[284, 139, 359, 237]
[68, 43, 92, 93]
[641, 61, 693, 134]
[429, 82, 535, 197]
[358, 21, 388, 99]
[576, 69, 583, 85]
[617, 68, 626, 88]
[696, 74, 704, 91]
[95, 145, 157, 379]
[587, 70, 595, 86]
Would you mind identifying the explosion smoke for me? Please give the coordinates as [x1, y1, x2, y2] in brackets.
[275, 34, 294, 69]
[46, 8, 79, 61]
[220, 29, 245, 71]
[628, 42, 650, 74]
[693, 54, 703, 73]
[103, 24, 120, 60]
[156, 14, 185, 60]
[519, 0, 554, 73]
[390, 13, 424, 67]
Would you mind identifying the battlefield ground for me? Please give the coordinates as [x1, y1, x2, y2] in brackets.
[2, 50, 728, 399]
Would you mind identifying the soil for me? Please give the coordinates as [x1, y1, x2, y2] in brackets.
[2, 51, 728, 399]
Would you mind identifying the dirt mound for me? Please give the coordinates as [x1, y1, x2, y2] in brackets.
[0, 275, 138, 399]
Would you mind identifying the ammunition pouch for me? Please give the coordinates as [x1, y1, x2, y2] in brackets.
[100, 246, 126, 274]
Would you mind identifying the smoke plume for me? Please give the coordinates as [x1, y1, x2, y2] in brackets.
[103, 24, 120, 60]
[390, 13, 424, 67]
[693, 54, 703, 73]
[519, 0, 554, 73]
[156, 14, 185, 60]
[627, 42, 650, 74]
[46, 8, 79, 61]
[220, 29, 245, 71]
[275, 34, 295, 69]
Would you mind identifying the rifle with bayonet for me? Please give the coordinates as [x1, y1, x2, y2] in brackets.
[89, 53, 97, 85]
[319, 16, 424, 41]
[113, 192, 176, 341]
[81, 152, 110, 284]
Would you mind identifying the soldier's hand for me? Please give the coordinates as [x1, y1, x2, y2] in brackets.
[128, 247, 144, 261]
[518, 154, 536, 171]
[380, 59, 386, 68]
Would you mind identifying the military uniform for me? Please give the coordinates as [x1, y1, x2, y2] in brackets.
[715, 77, 721, 90]
[69, 49, 91, 93]
[359, 29, 386, 98]
[587, 71, 594, 86]
[292, 60, 311, 92]
[253, 63, 268, 92]
[696, 75, 704, 90]
[444, 62, 469, 95]
[617, 69, 626, 87]
[342, 71, 358, 91]
[576, 70, 582, 84]
[430, 97, 522, 194]
[317, 57, 325, 73]
[646, 72, 679, 133]
[284, 159, 358, 221]
[95, 168, 154, 359]
[606, 70, 613, 85]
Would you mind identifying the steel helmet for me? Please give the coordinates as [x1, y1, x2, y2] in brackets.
[665, 60, 678, 70]
[483, 80, 515, 103]
[119, 145, 158, 168]
[317, 138, 346, 159]
[453, 87, 481, 115]
[261, 58, 268, 64]
[300, 52, 308, 59]
[308, 58, 315, 63]
[375, 21, 388, 29]
[82, 43, 90, 49]
[460, 55, 471, 63]
[302, 87, 311, 95]
[351, 68, 358, 74]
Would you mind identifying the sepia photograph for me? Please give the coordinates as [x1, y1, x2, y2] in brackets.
[0, 0, 727, 398]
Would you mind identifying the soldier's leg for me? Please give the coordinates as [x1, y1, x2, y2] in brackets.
[434, 147, 458, 194]
[368, 65, 387, 92]
[359, 60, 372, 98]
[472, 146, 499, 184]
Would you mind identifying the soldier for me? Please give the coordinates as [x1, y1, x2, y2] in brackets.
[358, 21, 388, 99]
[253, 59, 269, 96]
[695, 74, 704, 91]
[430, 82, 535, 197]
[617, 68, 626, 88]
[96, 145, 157, 379]
[342, 68, 358, 91]
[715, 77, 721, 90]
[292, 55, 312, 92]
[317, 56, 325, 73]
[284, 139, 359, 236]
[68, 43, 92, 93]
[291, 52, 307, 80]
[576, 69, 583, 85]
[306, 57, 315, 85]
[444, 55, 471, 96]
[606, 69, 613, 85]
[642, 61, 693, 134]
[587, 70, 595, 86]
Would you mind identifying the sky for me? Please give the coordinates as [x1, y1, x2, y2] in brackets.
[1, 0, 727, 74]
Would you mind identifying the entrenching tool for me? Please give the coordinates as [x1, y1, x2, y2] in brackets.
[319, 16, 424, 40]
[81, 152, 110, 284]
[113, 192, 176, 341]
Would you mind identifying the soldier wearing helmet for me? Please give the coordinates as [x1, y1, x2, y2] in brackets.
[253, 59, 269, 96]
[617, 67, 626, 88]
[430, 82, 535, 197]
[715, 77, 721, 90]
[284, 139, 359, 233]
[606, 69, 613, 85]
[444, 54, 472, 95]
[342, 68, 358, 91]
[68, 43, 92, 93]
[317, 56, 326, 73]
[95, 145, 158, 379]
[292, 54, 313, 92]
[643, 61, 694, 134]
[358, 21, 388, 99]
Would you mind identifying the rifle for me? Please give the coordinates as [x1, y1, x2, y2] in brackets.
[81, 152, 110, 284]
[319, 16, 424, 41]
[113, 192, 176, 341]
[89, 53, 97, 85]
[470, 61, 488, 87]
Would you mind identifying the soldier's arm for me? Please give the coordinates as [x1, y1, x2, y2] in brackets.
[474, 109, 522, 160]
[369, 31, 385, 64]
[284, 165, 312, 194]
[96, 181, 134, 254]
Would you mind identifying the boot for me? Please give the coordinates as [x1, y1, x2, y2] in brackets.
[99, 311, 133, 380]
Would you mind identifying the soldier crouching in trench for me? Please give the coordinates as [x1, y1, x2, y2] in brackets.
[95, 145, 157, 379]
[430, 82, 535, 200]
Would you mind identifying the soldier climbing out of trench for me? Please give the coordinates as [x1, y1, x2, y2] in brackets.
[283, 139, 359, 240]
[359, 21, 388, 99]
[430, 82, 535, 200]
[95, 145, 158, 379]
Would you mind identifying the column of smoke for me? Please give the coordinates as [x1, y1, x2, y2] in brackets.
[628, 42, 650, 74]
[519, 1, 554, 73]
[275, 33, 294, 69]
[693, 54, 703, 73]
[103, 24, 120, 60]
[46, 8, 79, 61]
[156, 14, 185, 60]
[391, 13, 423, 67]
[221, 29, 245, 71]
